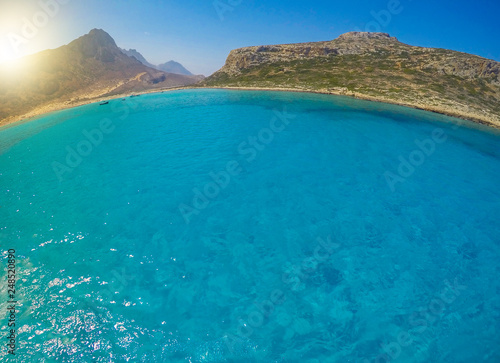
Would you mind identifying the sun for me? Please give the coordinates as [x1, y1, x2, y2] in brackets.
[0, 45, 19, 62]
[0, 45, 25, 71]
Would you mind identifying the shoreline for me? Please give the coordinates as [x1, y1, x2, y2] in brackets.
[1, 85, 499, 131]
[0, 86, 195, 130]
[204, 86, 500, 130]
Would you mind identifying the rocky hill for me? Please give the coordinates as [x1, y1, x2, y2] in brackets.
[204, 32, 500, 127]
[0, 29, 202, 126]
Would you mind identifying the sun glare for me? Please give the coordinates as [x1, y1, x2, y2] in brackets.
[0, 47, 25, 71]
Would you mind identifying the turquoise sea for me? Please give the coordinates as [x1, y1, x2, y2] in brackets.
[1, 89, 500, 362]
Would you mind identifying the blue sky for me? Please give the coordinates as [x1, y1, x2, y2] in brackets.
[0, 0, 499, 75]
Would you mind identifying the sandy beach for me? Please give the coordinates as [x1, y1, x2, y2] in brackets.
[0, 86, 194, 130]
[1, 85, 499, 131]
[206, 86, 500, 130]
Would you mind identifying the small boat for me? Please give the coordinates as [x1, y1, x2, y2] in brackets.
[99, 101, 109, 105]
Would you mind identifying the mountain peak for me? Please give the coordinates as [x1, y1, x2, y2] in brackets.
[119, 48, 196, 76]
[69, 28, 120, 62]
[85, 28, 117, 47]
[120, 48, 156, 68]
[157, 60, 193, 75]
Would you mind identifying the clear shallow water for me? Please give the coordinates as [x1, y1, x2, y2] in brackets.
[1, 89, 499, 362]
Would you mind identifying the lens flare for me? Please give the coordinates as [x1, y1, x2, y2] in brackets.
[0, 47, 25, 74]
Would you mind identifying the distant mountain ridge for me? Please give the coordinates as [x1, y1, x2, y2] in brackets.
[204, 31, 500, 127]
[120, 48, 194, 75]
[119, 48, 157, 69]
[157, 61, 193, 76]
[0, 29, 203, 125]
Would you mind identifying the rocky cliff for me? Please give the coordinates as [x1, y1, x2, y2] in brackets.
[204, 32, 500, 127]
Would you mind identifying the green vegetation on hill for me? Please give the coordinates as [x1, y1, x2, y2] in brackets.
[203, 32, 500, 127]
